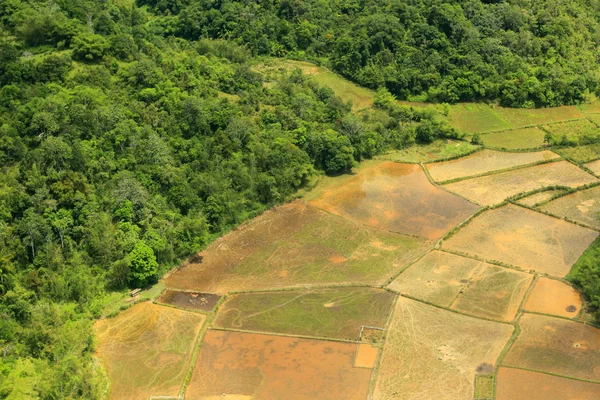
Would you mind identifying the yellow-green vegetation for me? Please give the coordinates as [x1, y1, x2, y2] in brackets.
[586, 113, 600, 125]
[577, 100, 600, 113]
[101, 281, 165, 317]
[312, 71, 377, 111]
[426, 149, 559, 182]
[450, 265, 533, 322]
[475, 374, 495, 399]
[555, 143, 600, 163]
[517, 189, 568, 207]
[447, 103, 512, 133]
[442, 204, 599, 277]
[540, 186, 600, 230]
[503, 313, 600, 382]
[495, 106, 584, 128]
[444, 160, 598, 206]
[389, 251, 531, 321]
[164, 201, 432, 293]
[480, 127, 548, 149]
[94, 303, 206, 400]
[376, 140, 479, 163]
[213, 288, 395, 340]
[373, 297, 513, 400]
[543, 119, 600, 145]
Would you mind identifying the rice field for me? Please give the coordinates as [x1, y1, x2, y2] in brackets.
[495, 106, 584, 128]
[444, 160, 598, 206]
[543, 119, 600, 144]
[447, 103, 512, 133]
[584, 159, 600, 175]
[377, 139, 479, 163]
[517, 189, 568, 207]
[524, 278, 582, 318]
[540, 186, 600, 230]
[480, 127, 548, 149]
[555, 143, 600, 163]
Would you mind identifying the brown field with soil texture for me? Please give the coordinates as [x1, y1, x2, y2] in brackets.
[524, 278, 582, 318]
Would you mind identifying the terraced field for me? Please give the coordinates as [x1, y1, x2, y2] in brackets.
[94, 62, 600, 400]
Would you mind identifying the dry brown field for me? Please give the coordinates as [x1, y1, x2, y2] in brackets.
[496, 367, 600, 400]
[164, 200, 431, 293]
[503, 313, 600, 382]
[444, 160, 598, 206]
[94, 302, 205, 400]
[524, 278, 582, 318]
[442, 204, 599, 277]
[185, 330, 372, 400]
[426, 149, 558, 182]
[540, 186, 600, 230]
[372, 297, 513, 400]
[306, 160, 479, 239]
[584, 159, 600, 175]
[157, 290, 221, 312]
[517, 189, 567, 207]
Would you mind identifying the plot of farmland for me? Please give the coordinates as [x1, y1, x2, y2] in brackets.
[389, 251, 531, 321]
[442, 204, 599, 277]
[164, 201, 431, 293]
[447, 103, 512, 133]
[503, 313, 600, 382]
[496, 367, 600, 400]
[556, 143, 600, 163]
[540, 186, 600, 230]
[94, 303, 205, 400]
[585, 159, 600, 175]
[212, 287, 395, 341]
[495, 105, 584, 128]
[524, 278, 582, 318]
[306, 160, 479, 239]
[426, 149, 559, 182]
[517, 189, 567, 207]
[185, 330, 372, 400]
[543, 119, 600, 145]
[373, 297, 513, 400]
[157, 290, 222, 312]
[480, 127, 548, 149]
[444, 160, 598, 206]
[377, 139, 478, 163]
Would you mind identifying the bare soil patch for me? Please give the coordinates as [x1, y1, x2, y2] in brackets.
[496, 367, 600, 400]
[524, 278, 582, 318]
[442, 204, 599, 277]
[94, 303, 205, 400]
[158, 290, 221, 312]
[426, 149, 559, 182]
[373, 297, 513, 400]
[185, 330, 371, 400]
[165, 200, 431, 293]
[444, 161, 598, 206]
[503, 313, 600, 382]
[540, 186, 600, 230]
[354, 343, 379, 368]
[306, 160, 479, 239]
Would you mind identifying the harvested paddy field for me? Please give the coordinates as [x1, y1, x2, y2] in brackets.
[496, 367, 600, 400]
[157, 290, 221, 312]
[543, 119, 600, 145]
[517, 189, 568, 207]
[377, 139, 478, 163]
[480, 127, 547, 149]
[355, 343, 379, 368]
[442, 204, 599, 277]
[447, 103, 512, 133]
[524, 278, 582, 318]
[306, 160, 479, 239]
[389, 251, 531, 321]
[164, 200, 431, 293]
[494, 105, 584, 128]
[426, 149, 559, 182]
[503, 313, 600, 382]
[212, 287, 395, 341]
[444, 160, 598, 206]
[94, 302, 205, 400]
[185, 330, 372, 400]
[540, 186, 600, 230]
[373, 297, 513, 400]
[585, 159, 600, 175]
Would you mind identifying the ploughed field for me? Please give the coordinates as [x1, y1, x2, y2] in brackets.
[94, 65, 600, 400]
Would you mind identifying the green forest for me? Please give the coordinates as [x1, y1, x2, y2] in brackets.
[0, 0, 599, 398]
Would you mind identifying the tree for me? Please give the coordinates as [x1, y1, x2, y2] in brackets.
[71, 33, 109, 62]
[128, 241, 158, 287]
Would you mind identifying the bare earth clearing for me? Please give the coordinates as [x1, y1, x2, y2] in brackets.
[524, 277, 582, 318]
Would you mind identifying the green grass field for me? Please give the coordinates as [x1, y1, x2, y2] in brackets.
[495, 106, 583, 128]
[554, 143, 600, 163]
[480, 127, 548, 149]
[213, 287, 395, 341]
[377, 140, 479, 163]
[475, 374, 495, 399]
[447, 103, 512, 133]
[543, 119, 600, 144]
